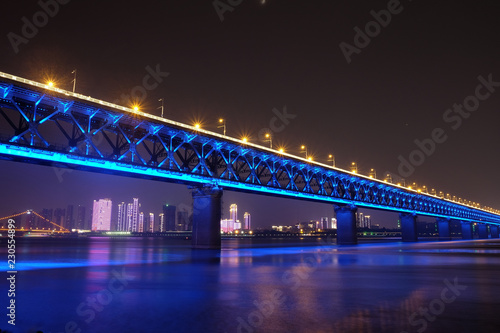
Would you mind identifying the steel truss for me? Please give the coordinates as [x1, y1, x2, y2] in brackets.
[0, 75, 499, 224]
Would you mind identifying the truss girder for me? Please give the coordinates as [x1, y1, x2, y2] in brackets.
[0, 80, 499, 224]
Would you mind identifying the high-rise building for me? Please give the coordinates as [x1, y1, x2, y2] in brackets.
[158, 213, 165, 232]
[131, 198, 140, 232]
[66, 205, 74, 230]
[320, 217, 330, 229]
[117, 202, 127, 231]
[364, 215, 372, 229]
[149, 213, 155, 232]
[230, 204, 237, 224]
[126, 203, 133, 231]
[331, 218, 337, 229]
[244, 212, 251, 230]
[138, 212, 144, 232]
[92, 199, 112, 231]
[76, 205, 86, 230]
[163, 204, 176, 231]
[177, 209, 189, 231]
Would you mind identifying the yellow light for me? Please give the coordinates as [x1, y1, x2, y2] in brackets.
[219, 118, 224, 123]
[418, 189, 421, 193]
[408, 186, 412, 190]
[242, 137, 248, 143]
[279, 148, 284, 153]
[369, 175, 373, 178]
[301, 145, 305, 149]
[308, 157, 313, 161]
[133, 106, 139, 111]
[265, 133, 270, 138]
[194, 123, 200, 129]
[47, 81, 54, 87]
[329, 154, 333, 158]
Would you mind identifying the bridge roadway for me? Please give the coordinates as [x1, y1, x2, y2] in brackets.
[1, 71, 499, 248]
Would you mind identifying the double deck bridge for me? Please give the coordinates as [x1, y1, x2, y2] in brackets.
[1, 71, 499, 248]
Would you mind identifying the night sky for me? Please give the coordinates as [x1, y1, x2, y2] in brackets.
[0, 0, 499, 227]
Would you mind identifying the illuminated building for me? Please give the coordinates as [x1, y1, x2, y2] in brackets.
[138, 212, 144, 233]
[117, 202, 126, 231]
[149, 213, 155, 232]
[244, 212, 251, 230]
[159, 213, 165, 232]
[92, 198, 112, 231]
[131, 198, 140, 232]
[230, 204, 237, 224]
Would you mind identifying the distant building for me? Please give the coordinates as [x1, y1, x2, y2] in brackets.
[66, 205, 74, 230]
[117, 202, 127, 231]
[331, 218, 337, 229]
[230, 204, 237, 224]
[76, 205, 86, 230]
[131, 198, 140, 232]
[138, 212, 144, 232]
[244, 212, 251, 230]
[159, 213, 165, 232]
[92, 199, 112, 231]
[149, 213, 155, 232]
[177, 209, 189, 231]
[163, 204, 176, 231]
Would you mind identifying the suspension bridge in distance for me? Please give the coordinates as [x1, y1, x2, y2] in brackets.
[0, 71, 499, 248]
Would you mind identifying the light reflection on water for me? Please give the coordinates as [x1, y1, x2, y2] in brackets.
[3, 237, 500, 333]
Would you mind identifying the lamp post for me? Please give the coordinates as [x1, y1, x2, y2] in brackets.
[350, 162, 357, 173]
[300, 145, 308, 159]
[158, 98, 164, 118]
[71, 69, 77, 93]
[218, 118, 226, 136]
[328, 154, 335, 167]
[264, 133, 272, 149]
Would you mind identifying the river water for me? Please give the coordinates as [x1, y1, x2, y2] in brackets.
[2, 236, 500, 333]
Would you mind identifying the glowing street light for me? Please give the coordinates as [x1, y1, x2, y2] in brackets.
[278, 148, 284, 153]
[350, 162, 357, 173]
[47, 81, 54, 87]
[218, 118, 226, 136]
[328, 154, 335, 167]
[300, 145, 308, 158]
[133, 105, 139, 112]
[242, 137, 248, 143]
[307, 156, 313, 161]
[194, 123, 201, 130]
[369, 168, 376, 178]
[264, 133, 272, 149]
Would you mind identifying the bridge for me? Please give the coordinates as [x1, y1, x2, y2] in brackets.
[1, 71, 499, 248]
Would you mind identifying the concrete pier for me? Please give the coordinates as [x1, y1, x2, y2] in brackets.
[191, 185, 223, 249]
[478, 224, 489, 239]
[335, 205, 358, 245]
[461, 221, 473, 240]
[400, 213, 418, 242]
[437, 218, 451, 241]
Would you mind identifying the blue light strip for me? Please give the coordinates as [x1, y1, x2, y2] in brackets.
[1, 143, 499, 225]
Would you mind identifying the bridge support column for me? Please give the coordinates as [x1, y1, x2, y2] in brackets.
[437, 218, 451, 241]
[400, 213, 418, 242]
[478, 224, 489, 239]
[334, 205, 357, 245]
[461, 222, 473, 240]
[191, 185, 223, 249]
[490, 226, 499, 238]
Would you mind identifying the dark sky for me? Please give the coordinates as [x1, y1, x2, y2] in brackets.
[0, 0, 499, 227]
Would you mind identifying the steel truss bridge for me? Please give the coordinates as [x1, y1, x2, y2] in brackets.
[0, 71, 499, 247]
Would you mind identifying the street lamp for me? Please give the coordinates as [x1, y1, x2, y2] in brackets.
[300, 145, 308, 158]
[158, 98, 164, 117]
[264, 133, 272, 148]
[328, 154, 335, 167]
[71, 69, 77, 93]
[194, 123, 201, 130]
[384, 173, 392, 183]
[218, 118, 226, 135]
[350, 162, 357, 173]
[369, 168, 376, 178]
[242, 137, 248, 143]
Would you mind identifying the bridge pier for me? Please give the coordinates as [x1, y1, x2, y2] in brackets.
[490, 226, 499, 238]
[191, 185, 223, 249]
[461, 221, 474, 240]
[334, 205, 358, 245]
[478, 224, 489, 239]
[400, 213, 418, 242]
[437, 218, 451, 240]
